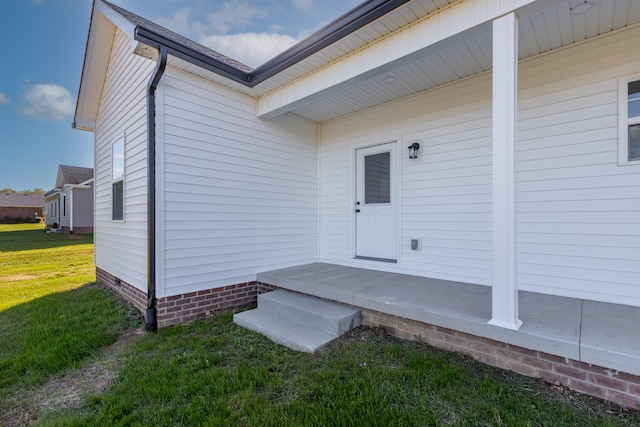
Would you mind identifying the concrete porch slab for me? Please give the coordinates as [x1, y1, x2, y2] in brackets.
[581, 300, 640, 375]
[258, 263, 640, 376]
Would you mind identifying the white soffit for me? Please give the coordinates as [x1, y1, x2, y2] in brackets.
[251, 0, 455, 96]
[75, 2, 137, 131]
[256, 0, 640, 123]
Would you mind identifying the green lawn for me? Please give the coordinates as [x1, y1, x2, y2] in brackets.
[0, 224, 141, 425]
[1, 224, 638, 426]
[42, 316, 640, 427]
[0, 223, 95, 311]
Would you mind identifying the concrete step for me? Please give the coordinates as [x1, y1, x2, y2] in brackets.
[233, 290, 361, 353]
[258, 290, 361, 336]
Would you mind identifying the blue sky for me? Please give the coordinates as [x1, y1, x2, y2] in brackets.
[0, 0, 361, 192]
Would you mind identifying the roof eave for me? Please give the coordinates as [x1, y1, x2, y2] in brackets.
[73, 0, 99, 132]
[74, 0, 138, 133]
[249, 0, 411, 86]
[133, 0, 410, 88]
[134, 26, 251, 86]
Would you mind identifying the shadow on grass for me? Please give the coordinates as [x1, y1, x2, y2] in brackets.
[0, 229, 93, 252]
[44, 315, 640, 427]
[0, 282, 142, 400]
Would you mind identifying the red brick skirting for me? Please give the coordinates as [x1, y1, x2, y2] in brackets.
[62, 226, 94, 234]
[362, 309, 640, 410]
[95, 267, 278, 329]
[94, 268, 639, 410]
[156, 282, 278, 328]
[96, 267, 146, 314]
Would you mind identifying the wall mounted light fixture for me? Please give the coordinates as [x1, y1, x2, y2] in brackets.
[408, 142, 420, 159]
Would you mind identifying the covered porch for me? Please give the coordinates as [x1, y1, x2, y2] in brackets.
[258, 263, 640, 383]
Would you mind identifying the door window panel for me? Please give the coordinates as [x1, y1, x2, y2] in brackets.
[364, 152, 390, 204]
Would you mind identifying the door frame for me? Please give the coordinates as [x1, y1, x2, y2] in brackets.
[352, 140, 400, 262]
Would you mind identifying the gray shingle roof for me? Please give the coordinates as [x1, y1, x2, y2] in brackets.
[101, 0, 253, 73]
[60, 165, 94, 185]
[0, 193, 44, 208]
[44, 188, 59, 198]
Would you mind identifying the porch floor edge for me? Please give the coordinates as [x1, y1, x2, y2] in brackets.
[257, 263, 640, 377]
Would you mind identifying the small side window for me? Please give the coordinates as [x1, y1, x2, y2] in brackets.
[627, 81, 640, 161]
[618, 75, 640, 164]
[112, 136, 125, 220]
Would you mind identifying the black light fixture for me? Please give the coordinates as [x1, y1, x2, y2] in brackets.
[408, 142, 420, 159]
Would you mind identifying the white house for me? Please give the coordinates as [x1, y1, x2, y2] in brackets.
[44, 165, 94, 233]
[74, 0, 640, 408]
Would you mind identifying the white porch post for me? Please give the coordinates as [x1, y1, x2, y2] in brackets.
[489, 12, 522, 330]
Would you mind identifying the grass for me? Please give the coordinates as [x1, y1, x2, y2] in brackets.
[41, 316, 640, 426]
[0, 223, 95, 311]
[1, 223, 639, 426]
[0, 223, 141, 423]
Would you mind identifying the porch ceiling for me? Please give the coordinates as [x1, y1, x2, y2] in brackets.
[286, 0, 640, 123]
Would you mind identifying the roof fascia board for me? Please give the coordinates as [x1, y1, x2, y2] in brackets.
[96, 0, 136, 39]
[134, 27, 250, 85]
[74, 0, 135, 132]
[73, 117, 96, 131]
[133, 0, 410, 88]
[256, 0, 545, 118]
[248, 0, 411, 85]
[45, 191, 61, 200]
[73, 0, 100, 132]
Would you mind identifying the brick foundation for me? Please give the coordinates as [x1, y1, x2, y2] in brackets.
[94, 270, 639, 410]
[96, 267, 147, 314]
[362, 309, 640, 410]
[155, 281, 278, 328]
[95, 267, 278, 329]
[62, 225, 94, 234]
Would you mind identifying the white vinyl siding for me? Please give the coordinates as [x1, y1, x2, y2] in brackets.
[93, 27, 155, 292]
[158, 68, 318, 297]
[319, 24, 640, 306]
[72, 186, 94, 228]
[320, 73, 493, 285]
[516, 24, 640, 306]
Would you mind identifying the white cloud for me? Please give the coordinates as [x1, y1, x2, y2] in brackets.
[0, 93, 9, 105]
[292, 0, 313, 12]
[206, 2, 268, 34]
[155, 8, 205, 38]
[20, 83, 74, 121]
[199, 32, 299, 68]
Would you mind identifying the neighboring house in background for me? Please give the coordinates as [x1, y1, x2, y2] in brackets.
[44, 165, 94, 233]
[0, 193, 43, 223]
[74, 0, 640, 408]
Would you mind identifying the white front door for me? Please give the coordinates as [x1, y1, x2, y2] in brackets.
[355, 142, 397, 261]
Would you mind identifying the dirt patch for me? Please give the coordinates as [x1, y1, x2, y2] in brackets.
[1, 327, 146, 427]
[2, 274, 37, 282]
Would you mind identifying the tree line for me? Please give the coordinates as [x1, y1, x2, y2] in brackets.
[0, 188, 45, 194]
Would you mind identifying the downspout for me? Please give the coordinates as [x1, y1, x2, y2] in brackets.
[145, 45, 168, 332]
